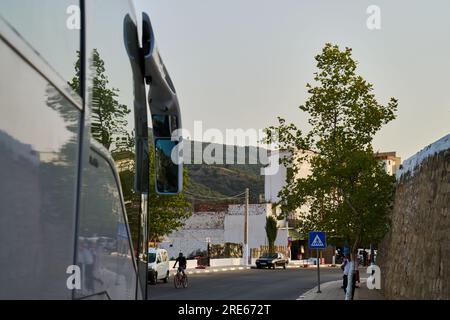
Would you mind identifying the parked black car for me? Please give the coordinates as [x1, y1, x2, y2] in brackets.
[255, 252, 289, 269]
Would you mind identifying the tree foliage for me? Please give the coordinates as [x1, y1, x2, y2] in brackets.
[69, 49, 132, 152]
[89, 49, 131, 151]
[265, 216, 278, 253]
[264, 43, 397, 251]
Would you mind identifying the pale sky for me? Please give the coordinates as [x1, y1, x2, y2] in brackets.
[137, 0, 450, 161]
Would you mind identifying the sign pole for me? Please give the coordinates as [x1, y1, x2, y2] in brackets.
[317, 248, 321, 293]
[309, 231, 326, 294]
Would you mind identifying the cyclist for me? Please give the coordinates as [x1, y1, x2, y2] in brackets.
[173, 252, 187, 276]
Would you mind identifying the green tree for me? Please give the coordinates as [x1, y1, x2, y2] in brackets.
[265, 43, 397, 253]
[265, 216, 278, 254]
[69, 49, 131, 152]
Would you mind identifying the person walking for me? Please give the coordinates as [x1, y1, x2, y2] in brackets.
[344, 250, 359, 300]
[341, 254, 350, 293]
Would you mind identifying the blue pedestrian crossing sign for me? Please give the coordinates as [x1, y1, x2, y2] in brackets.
[309, 231, 326, 249]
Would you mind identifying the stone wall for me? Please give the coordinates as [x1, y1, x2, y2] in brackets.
[209, 242, 243, 258]
[378, 136, 449, 299]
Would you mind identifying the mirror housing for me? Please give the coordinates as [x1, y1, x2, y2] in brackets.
[142, 13, 183, 194]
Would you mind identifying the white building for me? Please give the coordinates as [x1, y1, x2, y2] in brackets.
[224, 204, 287, 249]
[374, 151, 402, 176]
[160, 210, 226, 259]
[264, 150, 314, 220]
[160, 204, 287, 260]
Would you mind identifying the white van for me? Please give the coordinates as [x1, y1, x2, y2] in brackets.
[148, 248, 170, 285]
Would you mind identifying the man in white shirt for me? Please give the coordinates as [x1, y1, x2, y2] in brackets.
[344, 252, 358, 300]
[341, 255, 350, 293]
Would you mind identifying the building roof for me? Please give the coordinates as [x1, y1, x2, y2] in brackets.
[374, 151, 401, 161]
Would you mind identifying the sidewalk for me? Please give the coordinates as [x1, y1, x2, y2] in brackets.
[297, 278, 384, 300]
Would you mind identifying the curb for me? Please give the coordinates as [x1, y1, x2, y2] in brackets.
[296, 278, 369, 300]
[171, 264, 337, 276]
[287, 264, 337, 269]
[296, 280, 342, 300]
[171, 266, 251, 276]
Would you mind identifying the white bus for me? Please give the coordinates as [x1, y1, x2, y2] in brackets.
[0, 0, 182, 299]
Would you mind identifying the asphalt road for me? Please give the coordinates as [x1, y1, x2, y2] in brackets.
[148, 267, 342, 300]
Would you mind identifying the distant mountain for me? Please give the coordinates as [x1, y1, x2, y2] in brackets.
[184, 140, 266, 203]
[148, 130, 267, 203]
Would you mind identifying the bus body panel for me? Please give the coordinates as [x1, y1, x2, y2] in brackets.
[0, 32, 80, 299]
[0, 0, 180, 299]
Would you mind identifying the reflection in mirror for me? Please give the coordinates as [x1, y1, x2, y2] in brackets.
[152, 115, 178, 138]
[152, 115, 170, 137]
[155, 139, 179, 194]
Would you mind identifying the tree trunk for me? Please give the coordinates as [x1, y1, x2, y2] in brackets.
[269, 242, 274, 254]
[345, 261, 354, 300]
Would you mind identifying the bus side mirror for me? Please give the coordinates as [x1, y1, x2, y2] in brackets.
[142, 13, 183, 195]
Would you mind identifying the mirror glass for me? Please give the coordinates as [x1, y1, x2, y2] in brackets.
[152, 115, 178, 137]
[155, 138, 180, 194]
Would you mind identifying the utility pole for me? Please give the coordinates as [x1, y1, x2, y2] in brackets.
[206, 237, 211, 267]
[244, 188, 249, 266]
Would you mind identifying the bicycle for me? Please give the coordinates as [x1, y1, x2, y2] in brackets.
[173, 267, 188, 289]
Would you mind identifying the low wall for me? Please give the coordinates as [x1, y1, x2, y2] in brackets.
[209, 258, 243, 267]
